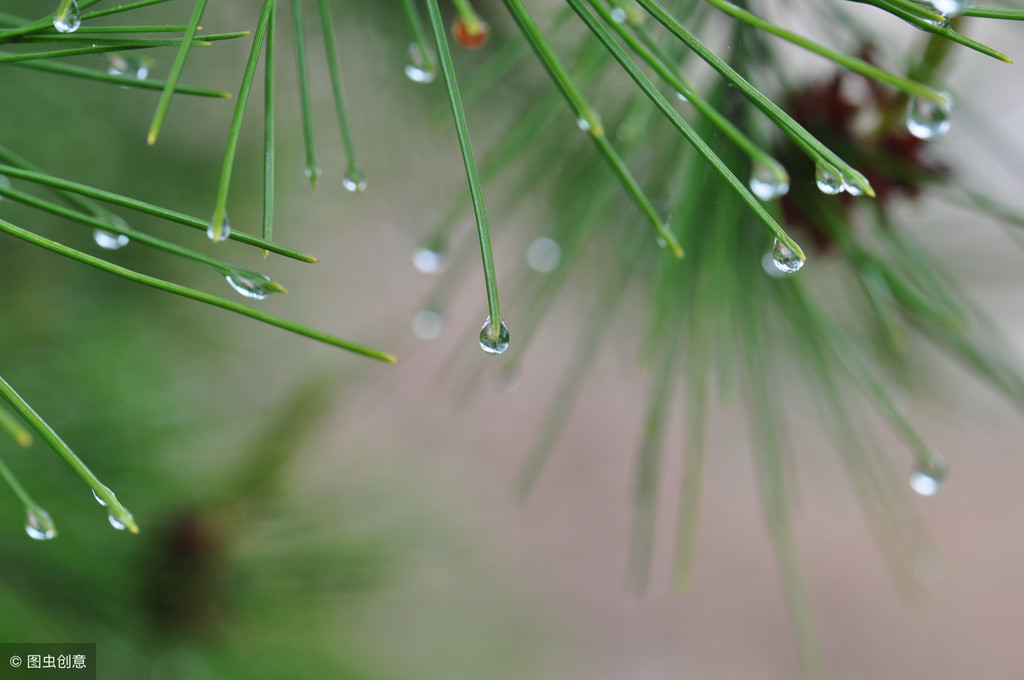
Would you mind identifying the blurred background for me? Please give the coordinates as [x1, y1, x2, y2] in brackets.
[1, 2, 1023, 678]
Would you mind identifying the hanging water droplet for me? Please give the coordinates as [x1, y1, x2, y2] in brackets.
[92, 489, 108, 507]
[411, 310, 443, 340]
[479, 316, 510, 355]
[576, 117, 591, 132]
[748, 164, 790, 201]
[815, 164, 844, 195]
[770, 238, 805, 274]
[93, 229, 130, 250]
[761, 252, 789, 279]
[25, 508, 56, 541]
[452, 17, 490, 49]
[108, 513, 127, 531]
[0, 174, 11, 201]
[342, 166, 367, 193]
[609, 7, 628, 22]
[53, 0, 81, 33]
[525, 237, 561, 273]
[842, 176, 864, 197]
[107, 53, 150, 81]
[909, 458, 947, 496]
[675, 91, 689, 103]
[412, 247, 444, 274]
[207, 213, 231, 243]
[304, 164, 322, 182]
[225, 270, 276, 300]
[404, 43, 437, 84]
[906, 92, 953, 140]
[929, 0, 971, 16]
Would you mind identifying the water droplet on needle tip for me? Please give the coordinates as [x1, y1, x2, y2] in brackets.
[479, 316, 510, 355]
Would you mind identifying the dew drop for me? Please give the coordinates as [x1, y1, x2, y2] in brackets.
[452, 17, 490, 49]
[412, 247, 444, 274]
[404, 43, 436, 84]
[761, 252, 789, 279]
[411, 310, 443, 340]
[108, 513, 127, 531]
[909, 458, 947, 497]
[92, 489, 108, 507]
[770, 238, 805, 274]
[929, 0, 971, 16]
[25, 508, 56, 541]
[906, 93, 953, 140]
[576, 117, 591, 132]
[342, 166, 367, 193]
[525, 237, 561, 273]
[609, 7, 627, 23]
[93, 229, 130, 250]
[207, 213, 231, 243]
[0, 174, 10, 200]
[225, 271, 275, 300]
[304, 165, 323, 182]
[842, 177, 864, 197]
[479, 316, 510, 355]
[53, 0, 81, 33]
[748, 164, 790, 201]
[815, 164, 844, 195]
[107, 53, 150, 81]
[675, 91, 689, 103]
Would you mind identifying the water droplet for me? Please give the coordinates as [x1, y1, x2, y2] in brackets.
[207, 213, 231, 243]
[815, 164, 844, 195]
[770, 238, 805, 274]
[404, 43, 436, 84]
[304, 165, 322, 182]
[107, 53, 150, 81]
[225, 270, 276, 300]
[906, 93, 953, 140]
[92, 489, 108, 506]
[913, 551, 947, 585]
[342, 166, 367, 193]
[909, 457, 947, 496]
[761, 252, 789, 279]
[842, 177, 864, 197]
[479, 316, 510, 355]
[748, 164, 790, 201]
[452, 17, 490, 49]
[412, 247, 444, 274]
[53, 0, 81, 33]
[25, 508, 56, 541]
[108, 513, 127, 531]
[675, 91, 688, 103]
[576, 117, 591, 132]
[411, 310, 443, 340]
[525, 237, 561, 273]
[929, 0, 971, 16]
[0, 174, 11, 200]
[609, 7, 627, 22]
[93, 229, 130, 250]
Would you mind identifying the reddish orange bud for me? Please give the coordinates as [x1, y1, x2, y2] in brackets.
[452, 17, 490, 50]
